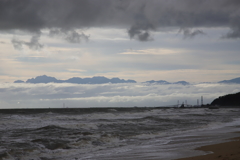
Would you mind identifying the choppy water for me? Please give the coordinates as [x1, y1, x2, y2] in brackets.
[1, 107, 240, 160]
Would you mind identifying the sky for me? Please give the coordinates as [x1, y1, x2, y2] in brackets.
[0, 0, 240, 108]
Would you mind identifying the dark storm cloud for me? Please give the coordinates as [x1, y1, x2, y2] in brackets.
[12, 34, 43, 50]
[1, 0, 240, 41]
[49, 29, 89, 43]
[128, 23, 154, 41]
[127, 3, 154, 41]
[224, 29, 240, 39]
[180, 28, 205, 39]
[64, 30, 89, 43]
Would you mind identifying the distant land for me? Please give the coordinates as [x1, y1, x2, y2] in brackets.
[14, 75, 136, 84]
[218, 77, 240, 84]
[145, 80, 171, 84]
[14, 75, 240, 85]
[144, 80, 190, 85]
[14, 75, 191, 85]
[211, 92, 240, 106]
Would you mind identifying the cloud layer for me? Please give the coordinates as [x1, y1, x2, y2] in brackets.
[0, 0, 239, 85]
[1, 0, 240, 42]
[0, 82, 239, 109]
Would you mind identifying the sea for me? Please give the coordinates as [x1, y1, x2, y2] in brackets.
[1, 107, 240, 160]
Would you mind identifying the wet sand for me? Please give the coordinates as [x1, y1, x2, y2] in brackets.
[176, 137, 240, 160]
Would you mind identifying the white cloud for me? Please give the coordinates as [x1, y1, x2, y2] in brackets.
[119, 48, 187, 55]
[0, 82, 239, 109]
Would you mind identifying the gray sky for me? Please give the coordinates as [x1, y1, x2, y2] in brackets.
[0, 0, 240, 83]
[0, 0, 240, 108]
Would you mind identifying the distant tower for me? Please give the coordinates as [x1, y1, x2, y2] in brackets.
[63, 103, 65, 108]
[201, 96, 203, 106]
[178, 100, 179, 106]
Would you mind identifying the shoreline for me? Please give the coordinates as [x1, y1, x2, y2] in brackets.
[0, 107, 204, 114]
[175, 137, 240, 160]
[0, 106, 239, 114]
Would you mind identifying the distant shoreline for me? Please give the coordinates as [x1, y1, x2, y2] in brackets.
[0, 106, 239, 114]
[0, 107, 176, 114]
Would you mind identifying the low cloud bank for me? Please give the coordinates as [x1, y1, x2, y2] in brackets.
[0, 83, 239, 109]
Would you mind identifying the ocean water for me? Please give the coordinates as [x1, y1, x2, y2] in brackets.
[0, 107, 240, 160]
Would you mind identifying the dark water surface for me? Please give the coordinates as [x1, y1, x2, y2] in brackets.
[1, 107, 240, 160]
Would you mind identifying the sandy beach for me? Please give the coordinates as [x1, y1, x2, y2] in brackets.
[176, 137, 240, 160]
